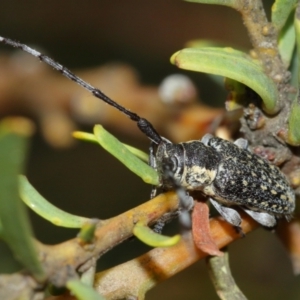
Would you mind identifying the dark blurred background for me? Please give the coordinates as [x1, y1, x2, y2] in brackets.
[0, 0, 299, 299]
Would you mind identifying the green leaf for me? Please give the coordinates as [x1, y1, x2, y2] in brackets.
[272, 0, 297, 31]
[67, 279, 106, 300]
[186, 39, 226, 49]
[123, 144, 149, 163]
[73, 131, 98, 143]
[224, 77, 247, 111]
[290, 49, 298, 88]
[77, 219, 98, 244]
[288, 99, 300, 145]
[185, 0, 238, 9]
[19, 175, 91, 228]
[278, 10, 296, 68]
[133, 221, 180, 248]
[0, 118, 45, 282]
[93, 125, 159, 185]
[171, 47, 279, 113]
[294, 4, 300, 84]
[73, 130, 149, 162]
[186, 39, 249, 89]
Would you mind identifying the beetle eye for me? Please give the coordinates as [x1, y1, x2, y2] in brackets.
[170, 157, 178, 173]
[163, 156, 178, 174]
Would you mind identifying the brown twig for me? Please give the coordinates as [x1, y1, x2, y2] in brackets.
[236, 0, 289, 88]
[0, 192, 178, 299]
[206, 249, 247, 300]
[231, 0, 297, 184]
[92, 212, 258, 299]
[277, 217, 300, 275]
[1, 191, 260, 300]
[36, 192, 179, 287]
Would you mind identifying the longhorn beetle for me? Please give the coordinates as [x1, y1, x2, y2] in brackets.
[0, 36, 295, 231]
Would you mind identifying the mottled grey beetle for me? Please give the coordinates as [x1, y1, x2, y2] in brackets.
[0, 36, 295, 230]
[152, 134, 295, 228]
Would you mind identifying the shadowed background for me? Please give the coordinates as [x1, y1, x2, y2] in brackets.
[0, 0, 299, 299]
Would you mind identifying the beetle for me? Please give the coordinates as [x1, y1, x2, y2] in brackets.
[152, 134, 295, 229]
[0, 36, 295, 230]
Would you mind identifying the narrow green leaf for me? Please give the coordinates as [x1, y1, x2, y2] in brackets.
[93, 125, 159, 185]
[186, 39, 226, 49]
[0, 118, 45, 282]
[186, 39, 248, 88]
[272, 0, 297, 31]
[73, 131, 149, 162]
[67, 279, 106, 300]
[77, 219, 98, 244]
[73, 131, 97, 143]
[123, 144, 149, 163]
[290, 49, 298, 88]
[133, 221, 180, 248]
[19, 175, 90, 228]
[288, 99, 300, 145]
[171, 47, 279, 113]
[278, 10, 296, 68]
[185, 0, 239, 9]
[224, 77, 247, 111]
[295, 4, 300, 84]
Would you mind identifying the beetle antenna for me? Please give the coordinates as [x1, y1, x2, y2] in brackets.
[0, 36, 162, 144]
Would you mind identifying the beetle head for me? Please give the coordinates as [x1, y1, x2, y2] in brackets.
[152, 138, 185, 189]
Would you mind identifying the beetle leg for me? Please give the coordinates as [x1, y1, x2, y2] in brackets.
[209, 198, 242, 229]
[153, 191, 193, 233]
[153, 211, 178, 233]
[150, 186, 158, 199]
[243, 208, 277, 227]
[234, 138, 249, 150]
[201, 133, 214, 146]
[178, 191, 194, 233]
